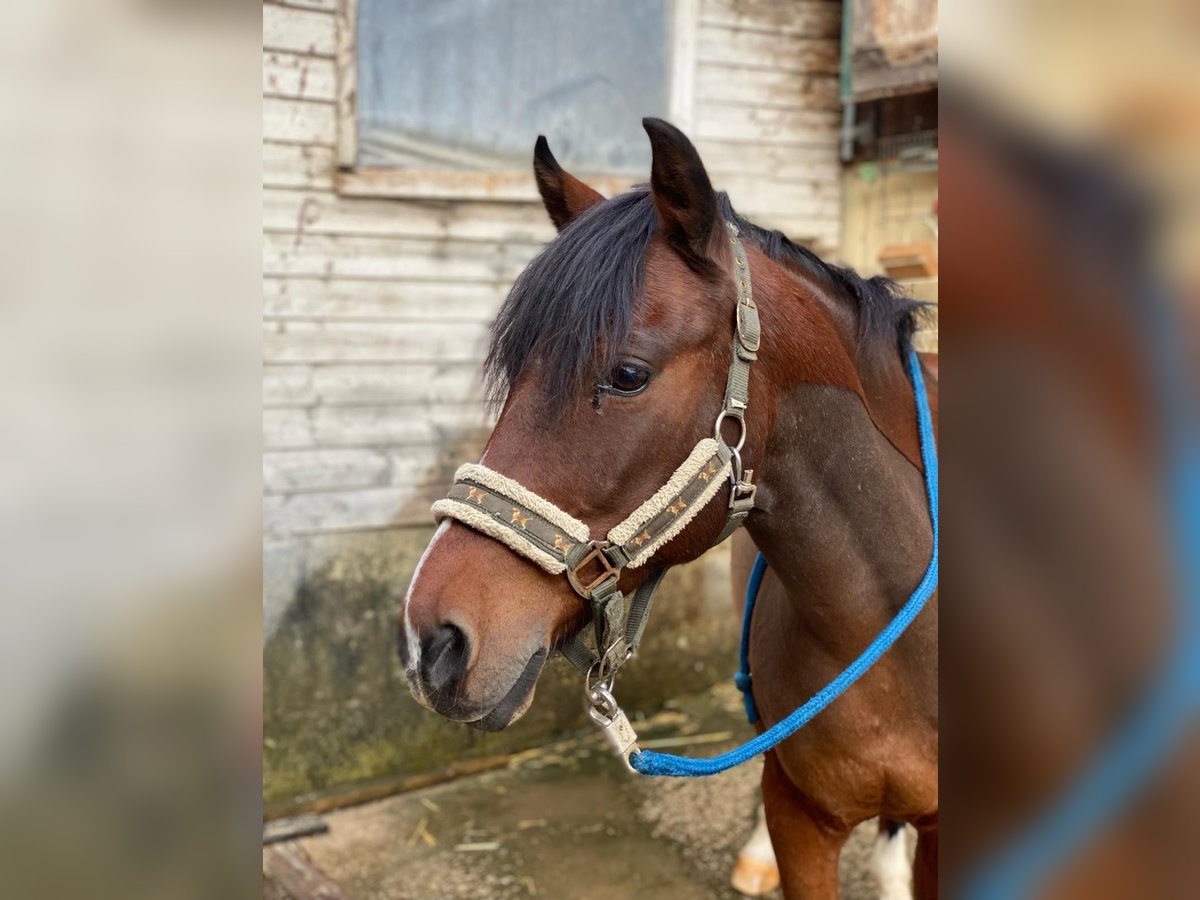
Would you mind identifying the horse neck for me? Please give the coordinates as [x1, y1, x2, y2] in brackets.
[744, 265, 932, 648]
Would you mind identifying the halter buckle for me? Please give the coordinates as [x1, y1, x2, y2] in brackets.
[736, 301, 760, 355]
[567, 541, 621, 597]
[731, 468, 757, 508]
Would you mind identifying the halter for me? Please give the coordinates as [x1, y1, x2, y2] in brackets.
[433, 221, 760, 761]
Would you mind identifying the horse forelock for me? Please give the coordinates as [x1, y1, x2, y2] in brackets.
[484, 186, 922, 414]
[484, 188, 659, 413]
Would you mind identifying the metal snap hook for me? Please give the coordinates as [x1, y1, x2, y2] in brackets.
[585, 683, 640, 771]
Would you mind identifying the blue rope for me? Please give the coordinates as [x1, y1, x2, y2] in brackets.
[631, 349, 938, 777]
[734, 553, 769, 724]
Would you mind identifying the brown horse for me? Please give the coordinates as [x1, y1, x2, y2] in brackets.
[400, 119, 938, 899]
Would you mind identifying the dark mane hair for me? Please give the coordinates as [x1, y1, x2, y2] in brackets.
[485, 188, 921, 409]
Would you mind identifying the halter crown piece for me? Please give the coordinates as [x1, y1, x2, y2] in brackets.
[432, 221, 760, 768]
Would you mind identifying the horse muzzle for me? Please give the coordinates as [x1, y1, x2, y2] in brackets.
[401, 624, 547, 731]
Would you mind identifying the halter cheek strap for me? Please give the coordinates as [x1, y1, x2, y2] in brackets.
[431, 221, 759, 766]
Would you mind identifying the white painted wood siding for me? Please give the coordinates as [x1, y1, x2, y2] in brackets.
[263, 0, 843, 536]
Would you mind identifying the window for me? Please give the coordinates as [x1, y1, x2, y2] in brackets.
[340, 0, 680, 198]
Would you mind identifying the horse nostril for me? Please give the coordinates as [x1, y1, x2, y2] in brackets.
[419, 622, 469, 697]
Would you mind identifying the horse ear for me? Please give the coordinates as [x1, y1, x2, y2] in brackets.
[533, 136, 605, 231]
[643, 117, 719, 265]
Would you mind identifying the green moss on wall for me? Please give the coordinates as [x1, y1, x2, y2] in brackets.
[263, 528, 736, 808]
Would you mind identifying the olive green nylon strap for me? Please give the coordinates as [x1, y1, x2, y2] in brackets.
[717, 223, 759, 540]
[555, 567, 669, 676]
[559, 631, 600, 673]
[715, 494, 756, 545]
[624, 567, 668, 652]
[724, 222, 758, 417]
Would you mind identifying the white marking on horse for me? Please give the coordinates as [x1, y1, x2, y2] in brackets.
[403, 519, 450, 700]
[730, 803, 779, 896]
[742, 802, 775, 862]
[870, 822, 912, 900]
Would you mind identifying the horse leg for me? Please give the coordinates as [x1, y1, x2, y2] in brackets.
[731, 801, 780, 896]
[870, 819, 912, 900]
[762, 750, 848, 899]
[911, 827, 937, 900]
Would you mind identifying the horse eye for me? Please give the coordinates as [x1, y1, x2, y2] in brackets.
[608, 362, 652, 395]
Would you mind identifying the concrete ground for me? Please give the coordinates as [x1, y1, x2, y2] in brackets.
[292, 683, 900, 899]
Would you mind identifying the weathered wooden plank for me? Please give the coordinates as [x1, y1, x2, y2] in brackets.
[264, 320, 491, 364]
[263, 51, 337, 102]
[263, 189, 554, 243]
[263, 142, 336, 190]
[337, 168, 635, 203]
[715, 186, 840, 225]
[263, 4, 336, 56]
[264, 403, 488, 450]
[696, 24, 840, 75]
[265, 448, 388, 492]
[264, 97, 336, 146]
[264, 448, 467, 494]
[700, 0, 842, 38]
[263, 231, 537, 282]
[335, 0, 358, 167]
[263, 482, 457, 535]
[263, 362, 485, 406]
[696, 100, 842, 143]
[266, 0, 338, 13]
[697, 138, 840, 181]
[695, 64, 839, 111]
[668, 0, 700, 131]
[717, 174, 840, 217]
[263, 277, 506, 321]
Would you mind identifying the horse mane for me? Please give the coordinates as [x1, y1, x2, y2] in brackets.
[485, 187, 921, 410]
[714, 193, 923, 364]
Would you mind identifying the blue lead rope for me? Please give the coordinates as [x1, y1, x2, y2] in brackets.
[734, 553, 769, 725]
[631, 348, 938, 777]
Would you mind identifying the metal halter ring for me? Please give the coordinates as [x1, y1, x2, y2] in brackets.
[585, 642, 632, 696]
[586, 683, 620, 722]
[714, 408, 747, 452]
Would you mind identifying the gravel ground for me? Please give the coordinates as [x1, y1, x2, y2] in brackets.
[289, 683, 907, 899]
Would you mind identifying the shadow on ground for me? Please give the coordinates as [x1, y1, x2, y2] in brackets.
[280, 683, 896, 900]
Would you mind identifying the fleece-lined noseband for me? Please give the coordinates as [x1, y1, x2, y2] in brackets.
[432, 221, 759, 765]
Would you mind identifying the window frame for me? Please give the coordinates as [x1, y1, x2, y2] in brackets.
[334, 0, 698, 200]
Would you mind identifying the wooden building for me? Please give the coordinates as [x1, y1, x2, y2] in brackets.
[264, 0, 845, 605]
[262, 0, 935, 806]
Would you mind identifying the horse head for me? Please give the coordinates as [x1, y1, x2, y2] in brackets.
[399, 120, 763, 729]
